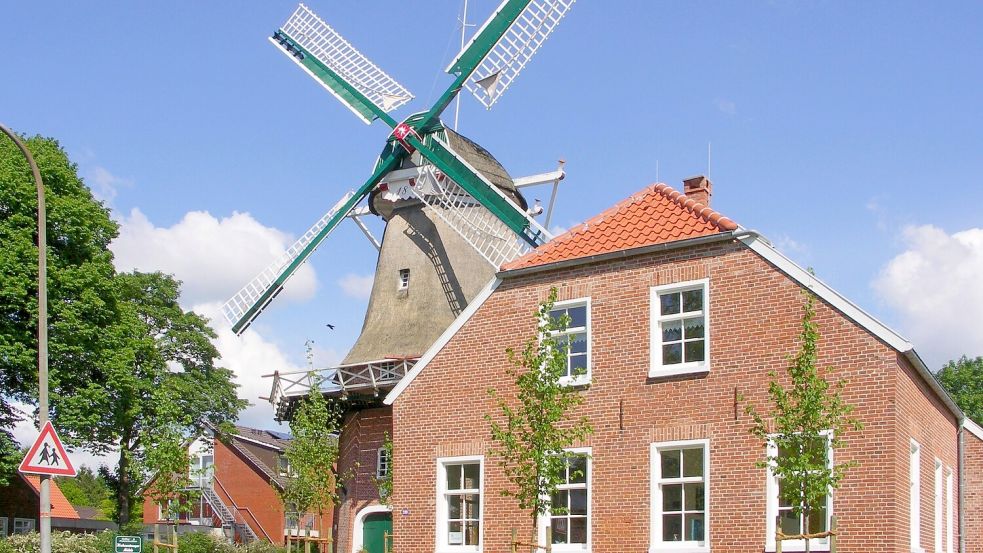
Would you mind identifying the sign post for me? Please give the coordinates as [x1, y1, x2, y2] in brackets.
[115, 535, 143, 553]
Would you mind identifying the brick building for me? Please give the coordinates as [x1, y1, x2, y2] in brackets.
[383, 177, 983, 553]
[0, 474, 81, 536]
[142, 425, 331, 548]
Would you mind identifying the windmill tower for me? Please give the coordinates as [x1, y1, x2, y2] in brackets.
[221, 2, 575, 550]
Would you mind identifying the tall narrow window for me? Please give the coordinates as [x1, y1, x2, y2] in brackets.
[398, 268, 410, 290]
[651, 280, 709, 377]
[651, 440, 709, 551]
[377, 446, 391, 479]
[546, 450, 590, 549]
[0, 517, 7, 538]
[934, 459, 943, 553]
[548, 299, 590, 384]
[945, 467, 954, 553]
[765, 435, 831, 551]
[438, 457, 482, 551]
[911, 440, 921, 552]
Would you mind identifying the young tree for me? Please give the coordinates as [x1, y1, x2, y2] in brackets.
[486, 288, 593, 548]
[936, 355, 983, 425]
[372, 433, 393, 506]
[745, 293, 863, 551]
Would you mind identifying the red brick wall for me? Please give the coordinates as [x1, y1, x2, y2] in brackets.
[391, 241, 961, 553]
[336, 406, 393, 553]
[0, 476, 39, 531]
[964, 428, 983, 553]
[212, 439, 289, 544]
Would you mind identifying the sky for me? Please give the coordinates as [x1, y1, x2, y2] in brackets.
[4, 1, 983, 469]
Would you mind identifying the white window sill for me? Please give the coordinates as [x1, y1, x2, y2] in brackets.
[649, 545, 709, 553]
[559, 375, 591, 387]
[765, 545, 829, 553]
[648, 365, 709, 379]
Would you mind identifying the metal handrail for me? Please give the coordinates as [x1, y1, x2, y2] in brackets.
[211, 475, 275, 543]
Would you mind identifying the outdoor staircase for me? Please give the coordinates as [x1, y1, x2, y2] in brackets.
[202, 485, 258, 543]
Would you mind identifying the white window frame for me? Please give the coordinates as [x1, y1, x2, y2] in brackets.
[934, 459, 943, 553]
[911, 439, 923, 552]
[945, 467, 954, 553]
[650, 279, 710, 377]
[547, 298, 591, 386]
[436, 455, 484, 553]
[765, 433, 832, 552]
[650, 438, 710, 553]
[13, 518, 35, 535]
[539, 447, 591, 552]
[377, 446, 391, 479]
[398, 268, 410, 290]
[0, 517, 7, 537]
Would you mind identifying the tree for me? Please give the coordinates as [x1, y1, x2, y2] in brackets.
[0, 133, 119, 484]
[486, 288, 593, 548]
[744, 293, 863, 551]
[372, 433, 393, 506]
[55, 465, 113, 519]
[936, 355, 983, 425]
[54, 271, 246, 526]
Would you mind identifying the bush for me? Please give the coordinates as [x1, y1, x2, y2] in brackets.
[0, 531, 108, 553]
[178, 532, 237, 553]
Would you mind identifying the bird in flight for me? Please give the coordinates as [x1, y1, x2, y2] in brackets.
[326, 324, 335, 330]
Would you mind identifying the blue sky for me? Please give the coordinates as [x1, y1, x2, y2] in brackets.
[5, 1, 983, 449]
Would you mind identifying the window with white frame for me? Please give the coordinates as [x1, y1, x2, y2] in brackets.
[0, 517, 7, 538]
[13, 518, 35, 535]
[548, 299, 590, 384]
[650, 280, 708, 376]
[437, 457, 482, 551]
[651, 439, 708, 551]
[765, 435, 831, 551]
[546, 450, 590, 549]
[945, 467, 954, 553]
[398, 268, 410, 290]
[911, 439, 922, 552]
[377, 446, 391, 479]
[934, 459, 943, 553]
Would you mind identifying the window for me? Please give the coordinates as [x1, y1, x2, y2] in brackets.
[377, 447, 391, 479]
[13, 518, 35, 535]
[934, 459, 943, 553]
[945, 467, 954, 553]
[765, 436, 830, 552]
[911, 440, 922, 552]
[0, 517, 7, 538]
[544, 449, 590, 550]
[651, 439, 708, 551]
[398, 269, 410, 290]
[437, 456, 482, 551]
[650, 280, 709, 377]
[279, 456, 296, 477]
[547, 299, 590, 384]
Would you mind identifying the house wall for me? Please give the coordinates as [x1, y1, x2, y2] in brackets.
[336, 406, 393, 553]
[0, 477, 39, 533]
[212, 438, 286, 544]
[391, 240, 961, 553]
[964, 427, 983, 553]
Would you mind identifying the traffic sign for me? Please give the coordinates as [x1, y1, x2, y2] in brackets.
[19, 420, 76, 477]
[115, 535, 142, 553]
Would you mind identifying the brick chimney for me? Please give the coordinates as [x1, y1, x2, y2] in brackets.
[682, 175, 712, 206]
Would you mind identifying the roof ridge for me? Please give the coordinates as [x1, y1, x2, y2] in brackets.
[651, 183, 738, 230]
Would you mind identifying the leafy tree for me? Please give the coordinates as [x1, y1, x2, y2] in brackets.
[0, 133, 119, 483]
[936, 355, 983, 425]
[55, 271, 246, 525]
[745, 293, 862, 551]
[55, 465, 112, 518]
[372, 433, 393, 506]
[486, 288, 593, 548]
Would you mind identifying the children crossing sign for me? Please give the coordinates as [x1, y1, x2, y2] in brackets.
[19, 421, 77, 477]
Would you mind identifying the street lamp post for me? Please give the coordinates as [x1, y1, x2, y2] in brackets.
[0, 123, 50, 553]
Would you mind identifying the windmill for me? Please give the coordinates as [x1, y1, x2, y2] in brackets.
[223, 3, 576, 547]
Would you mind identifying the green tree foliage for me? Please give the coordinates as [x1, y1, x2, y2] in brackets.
[55, 465, 113, 519]
[745, 293, 862, 549]
[0, 133, 119, 483]
[372, 432, 393, 506]
[486, 288, 593, 542]
[936, 355, 983, 425]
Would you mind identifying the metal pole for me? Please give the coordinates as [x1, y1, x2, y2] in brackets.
[0, 123, 48, 553]
[453, 0, 469, 131]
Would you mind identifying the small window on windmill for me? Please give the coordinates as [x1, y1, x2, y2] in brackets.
[398, 269, 410, 291]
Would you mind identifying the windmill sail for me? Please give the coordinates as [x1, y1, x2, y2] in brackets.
[272, 4, 414, 124]
[447, 0, 576, 108]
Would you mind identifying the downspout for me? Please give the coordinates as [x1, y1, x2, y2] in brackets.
[959, 424, 965, 553]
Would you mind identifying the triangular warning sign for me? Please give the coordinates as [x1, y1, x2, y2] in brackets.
[19, 421, 77, 477]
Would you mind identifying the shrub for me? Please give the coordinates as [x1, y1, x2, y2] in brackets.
[0, 531, 107, 553]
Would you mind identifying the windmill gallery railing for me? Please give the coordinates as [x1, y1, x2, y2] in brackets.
[267, 359, 415, 416]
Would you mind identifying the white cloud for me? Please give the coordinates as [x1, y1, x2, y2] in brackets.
[714, 98, 737, 115]
[338, 273, 374, 299]
[873, 225, 983, 367]
[111, 208, 318, 307]
[84, 166, 132, 204]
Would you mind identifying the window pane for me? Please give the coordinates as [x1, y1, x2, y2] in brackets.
[682, 289, 703, 312]
[663, 343, 682, 365]
[552, 489, 568, 512]
[683, 317, 705, 339]
[570, 354, 588, 376]
[684, 483, 705, 511]
[447, 464, 462, 490]
[660, 293, 680, 315]
[549, 308, 564, 323]
[448, 521, 463, 545]
[808, 504, 827, 534]
[779, 509, 800, 536]
[569, 489, 588, 515]
[662, 484, 683, 512]
[551, 518, 568, 544]
[684, 340, 705, 363]
[463, 463, 480, 489]
[662, 321, 682, 342]
[568, 306, 587, 329]
[569, 333, 588, 354]
[662, 514, 683, 542]
[682, 448, 704, 477]
[569, 456, 587, 483]
[465, 521, 480, 545]
[569, 517, 587, 544]
[661, 449, 681, 478]
[448, 495, 462, 519]
[684, 513, 705, 541]
[465, 494, 480, 519]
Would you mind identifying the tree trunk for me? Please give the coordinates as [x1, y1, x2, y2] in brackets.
[803, 509, 811, 553]
[117, 436, 132, 526]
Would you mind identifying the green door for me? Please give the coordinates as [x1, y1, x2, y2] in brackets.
[362, 512, 393, 553]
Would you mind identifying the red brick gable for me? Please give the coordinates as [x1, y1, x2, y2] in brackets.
[503, 183, 739, 271]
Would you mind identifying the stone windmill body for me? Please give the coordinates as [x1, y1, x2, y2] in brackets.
[221, 2, 576, 551]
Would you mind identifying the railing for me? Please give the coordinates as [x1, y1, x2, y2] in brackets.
[210, 475, 274, 543]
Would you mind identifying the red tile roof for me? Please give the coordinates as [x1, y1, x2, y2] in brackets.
[22, 474, 80, 519]
[504, 183, 739, 271]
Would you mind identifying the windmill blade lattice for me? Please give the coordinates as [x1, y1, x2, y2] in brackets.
[450, 0, 576, 108]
